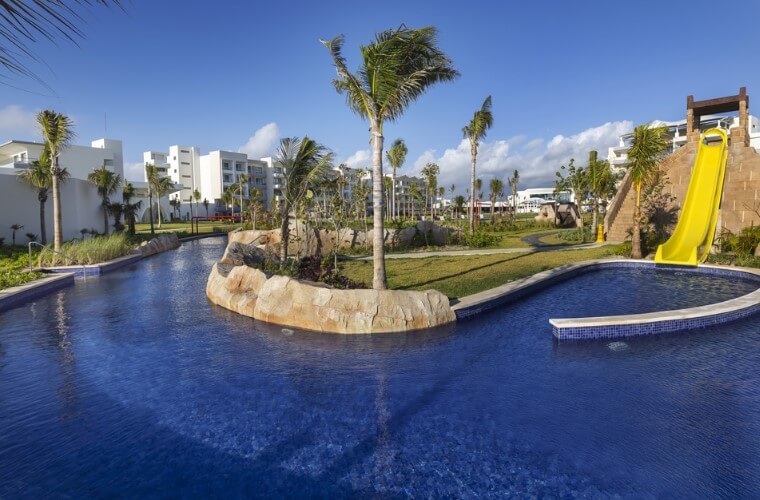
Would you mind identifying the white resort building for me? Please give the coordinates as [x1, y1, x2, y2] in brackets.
[607, 114, 760, 169]
[0, 137, 168, 243]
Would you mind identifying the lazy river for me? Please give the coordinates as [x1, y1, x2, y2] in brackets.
[1, 237, 759, 497]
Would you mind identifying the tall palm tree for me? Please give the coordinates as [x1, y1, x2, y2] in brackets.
[144, 163, 158, 235]
[153, 176, 173, 229]
[87, 163, 122, 235]
[122, 182, 141, 235]
[627, 124, 669, 258]
[385, 139, 407, 219]
[16, 148, 69, 245]
[463, 96, 494, 235]
[203, 198, 210, 216]
[275, 137, 332, 266]
[408, 182, 422, 218]
[322, 26, 459, 290]
[37, 110, 75, 251]
[509, 169, 520, 215]
[489, 178, 504, 223]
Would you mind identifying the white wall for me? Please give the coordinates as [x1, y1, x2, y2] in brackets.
[0, 170, 105, 244]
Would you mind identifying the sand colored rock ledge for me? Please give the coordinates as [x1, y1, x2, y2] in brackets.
[205, 254, 456, 334]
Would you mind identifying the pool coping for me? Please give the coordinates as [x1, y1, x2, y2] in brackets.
[452, 258, 760, 340]
[40, 253, 144, 277]
[0, 272, 75, 313]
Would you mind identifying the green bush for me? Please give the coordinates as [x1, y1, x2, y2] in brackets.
[0, 245, 43, 290]
[717, 225, 760, 256]
[460, 230, 500, 248]
[38, 233, 136, 266]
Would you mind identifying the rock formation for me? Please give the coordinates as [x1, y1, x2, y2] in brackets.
[205, 238, 456, 334]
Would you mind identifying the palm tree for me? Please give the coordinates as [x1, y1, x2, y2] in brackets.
[144, 163, 158, 235]
[322, 26, 459, 290]
[152, 176, 173, 229]
[221, 186, 235, 215]
[463, 96, 494, 235]
[421, 162, 440, 219]
[489, 178, 504, 223]
[627, 125, 669, 258]
[122, 182, 141, 235]
[37, 110, 74, 251]
[87, 163, 122, 235]
[386, 139, 407, 219]
[408, 183, 423, 218]
[16, 148, 69, 245]
[509, 170, 520, 216]
[585, 151, 615, 238]
[169, 198, 180, 219]
[236, 173, 250, 223]
[275, 137, 332, 266]
[203, 198, 210, 216]
[10, 224, 23, 246]
[193, 189, 201, 220]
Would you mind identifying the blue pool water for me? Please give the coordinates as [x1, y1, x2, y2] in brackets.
[1, 237, 759, 497]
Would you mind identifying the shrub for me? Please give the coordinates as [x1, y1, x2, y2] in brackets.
[459, 230, 500, 248]
[717, 225, 760, 256]
[38, 233, 136, 266]
[0, 245, 43, 290]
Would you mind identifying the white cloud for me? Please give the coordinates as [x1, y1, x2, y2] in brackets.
[411, 121, 633, 194]
[342, 149, 372, 169]
[124, 161, 145, 181]
[0, 105, 38, 140]
[238, 122, 280, 158]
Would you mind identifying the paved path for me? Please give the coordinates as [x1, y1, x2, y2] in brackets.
[346, 240, 605, 261]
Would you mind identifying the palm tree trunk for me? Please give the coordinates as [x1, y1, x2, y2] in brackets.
[371, 126, 387, 290]
[39, 191, 47, 245]
[148, 191, 155, 235]
[279, 202, 290, 267]
[469, 142, 477, 236]
[157, 197, 163, 228]
[52, 156, 63, 251]
[391, 169, 396, 220]
[103, 197, 110, 236]
[631, 184, 643, 259]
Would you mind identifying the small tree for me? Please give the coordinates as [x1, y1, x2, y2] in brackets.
[463, 96, 493, 235]
[203, 198, 210, 216]
[122, 182, 142, 235]
[193, 188, 201, 219]
[421, 162, 440, 219]
[626, 124, 669, 258]
[508, 170, 519, 217]
[10, 224, 23, 246]
[17, 147, 69, 245]
[489, 178, 504, 224]
[386, 139, 408, 219]
[88, 163, 122, 235]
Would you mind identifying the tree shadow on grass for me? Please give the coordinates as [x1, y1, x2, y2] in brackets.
[394, 251, 537, 292]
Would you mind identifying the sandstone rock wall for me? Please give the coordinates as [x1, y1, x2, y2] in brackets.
[206, 253, 456, 334]
[136, 233, 181, 257]
[230, 221, 452, 256]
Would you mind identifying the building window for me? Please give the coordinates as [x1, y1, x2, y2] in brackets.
[255, 166, 263, 174]
[181, 161, 190, 165]
[182, 174, 191, 178]
[274, 167, 282, 174]
[223, 174, 231, 182]
[235, 162, 244, 171]
[223, 161, 230, 170]
[180, 149, 189, 153]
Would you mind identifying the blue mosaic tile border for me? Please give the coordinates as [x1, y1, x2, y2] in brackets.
[553, 300, 760, 341]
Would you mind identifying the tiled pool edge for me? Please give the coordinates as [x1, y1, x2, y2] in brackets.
[452, 259, 760, 341]
[42, 253, 144, 277]
[0, 273, 75, 313]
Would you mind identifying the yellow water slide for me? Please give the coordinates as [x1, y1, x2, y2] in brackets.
[654, 128, 728, 266]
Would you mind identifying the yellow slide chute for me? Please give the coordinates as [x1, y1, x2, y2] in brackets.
[654, 128, 728, 266]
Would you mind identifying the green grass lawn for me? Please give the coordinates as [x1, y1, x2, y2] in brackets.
[340, 245, 625, 299]
[0, 246, 44, 290]
[134, 221, 232, 235]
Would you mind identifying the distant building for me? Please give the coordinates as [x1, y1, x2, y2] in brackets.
[607, 114, 760, 169]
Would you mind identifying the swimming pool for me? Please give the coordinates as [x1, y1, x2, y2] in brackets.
[1, 237, 759, 497]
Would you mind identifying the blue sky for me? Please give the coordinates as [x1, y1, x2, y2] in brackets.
[2, 0, 760, 191]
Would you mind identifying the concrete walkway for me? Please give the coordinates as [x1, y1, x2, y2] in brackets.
[347, 241, 605, 261]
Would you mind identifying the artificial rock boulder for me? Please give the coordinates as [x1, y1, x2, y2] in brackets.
[205, 241, 456, 334]
[136, 233, 181, 257]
